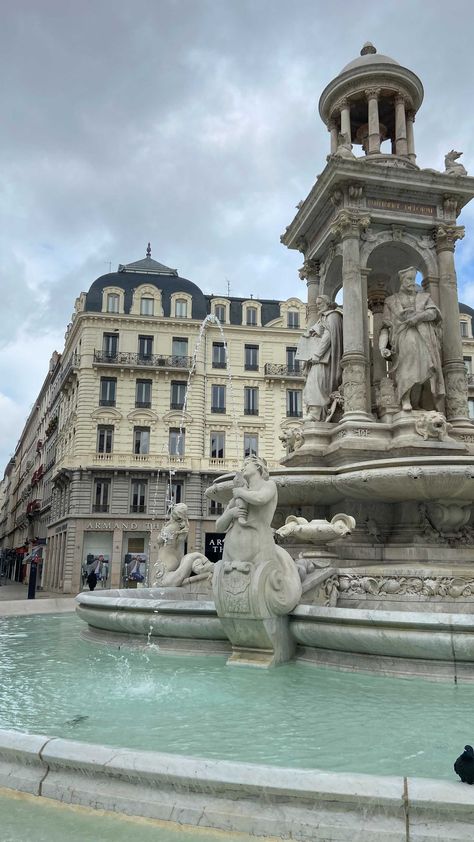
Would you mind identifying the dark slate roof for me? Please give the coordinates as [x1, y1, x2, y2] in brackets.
[205, 296, 281, 326]
[460, 302, 474, 320]
[84, 267, 208, 319]
[118, 255, 178, 275]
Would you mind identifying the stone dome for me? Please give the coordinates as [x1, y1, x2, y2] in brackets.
[340, 43, 400, 74]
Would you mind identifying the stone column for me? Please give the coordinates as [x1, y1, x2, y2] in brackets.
[299, 258, 320, 326]
[331, 210, 372, 420]
[366, 88, 381, 154]
[406, 110, 416, 163]
[328, 119, 338, 154]
[435, 224, 469, 423]
[394, 95, 408, 157]
[339, 98, 351, 143]
[421, 274, 440, 308]
[368, 285, 387, 385]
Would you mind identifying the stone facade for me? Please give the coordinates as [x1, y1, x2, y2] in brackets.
[0, 252, 306, 593]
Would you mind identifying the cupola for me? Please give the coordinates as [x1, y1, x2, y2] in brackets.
[318, 43, 424, 165]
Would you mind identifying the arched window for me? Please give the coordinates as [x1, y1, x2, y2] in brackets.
[246, 306, 257, 326]
[140, 297, 154, 316]
[175, 299, 188, 318]
[107, 293, 119, 313]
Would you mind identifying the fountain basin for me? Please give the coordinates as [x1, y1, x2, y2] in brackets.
[76, 587, 474, 680]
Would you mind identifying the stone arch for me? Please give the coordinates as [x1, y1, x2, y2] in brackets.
[361, 231, 438, 289]
[320, 254, 343, 301]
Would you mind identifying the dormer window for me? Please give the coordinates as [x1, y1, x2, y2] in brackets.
[107, 293, 119, 313]
[246, 307, 257, 326]
[215, 304, 226, 323]
[288, 310, 300, 329]
[176, 299, 188, 318]
[140, 297, 154, 316]
[461, 320, 469, 338]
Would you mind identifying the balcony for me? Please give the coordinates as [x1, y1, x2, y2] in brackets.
[244, 408, 259, 416]
[264, 363, 304, 379]
[93, 351, 192, 371]
[135, 401, 152, 409]
[92, 504, 109, 513]
[130, 505, 146, 514]
[212, 361, 227, 369]
[170, 402, 185, 411]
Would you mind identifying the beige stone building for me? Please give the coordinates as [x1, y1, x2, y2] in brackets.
[1, 247, 474, 592]
[0, 249, 307, 592]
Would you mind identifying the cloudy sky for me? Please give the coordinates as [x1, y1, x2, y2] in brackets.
[1, 0, 474, 467]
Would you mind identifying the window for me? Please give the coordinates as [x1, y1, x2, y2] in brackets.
[106, 293, 119, 313]
[288, 310, 300, 329]
[244, 386, 259, 415]
[211, 384, 226, 413]
[97, 425, 113, 454]
[169, 427, 185, 456]
[138, 335, 153, 360]
[461, 321, 469, 337]
[140, 297, 154, 316]
[133, 427, 150, 454]
[209, 499, 224, 515]
[130, 479, 147, 513]
[286, 346, 300, 373]
[286, 389, 303, 417]
[93, 479, 110, 513]
[469, 399, 474, 419]
[210, 431, 225, 459]
[136, 379, 152, 408]
[244, 345, 259, 371]
[214, 304, 226, 323]
[103, 333, 118, 358]
[166, 480, 184, 508]
[464, 357, 472, 375]
[244, 433, 258, 457]
[212, 342, 227, 369]
[172, 337, 188, 360]
[99, 377, 117, 406]
[171, 381, 186, 410]
[246, 306, 257, 326]
[175, 299, 188, 318]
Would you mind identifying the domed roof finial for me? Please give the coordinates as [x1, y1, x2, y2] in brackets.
[146, 242, 151, 258]
[360, 42, 377, 56]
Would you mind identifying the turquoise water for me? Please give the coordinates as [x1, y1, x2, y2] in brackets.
[0, 790, 262, 842]
[0, 613, 471, 780]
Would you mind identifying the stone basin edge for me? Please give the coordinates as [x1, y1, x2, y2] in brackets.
[0, 728, 474, 840]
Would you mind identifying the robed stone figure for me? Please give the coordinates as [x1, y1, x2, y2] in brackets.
[379, 267, 445, 412]
[296, 295, 343, 421]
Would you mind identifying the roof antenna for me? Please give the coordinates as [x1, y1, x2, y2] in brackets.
[146, 242, 152, 258]
[226, 278, 231, 297]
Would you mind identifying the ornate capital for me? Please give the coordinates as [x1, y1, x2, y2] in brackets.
[336, 97, 350, 110]
[331, 210, 370, 241]
[327, 119, 337, 131]
[365, 87, 381, 100]
[298, 259, 320, 281]
[406, 109, 416, 123]
[435, 225, 465, 253]
[394, 93, 408, 107]
[368, 286, 387, 314]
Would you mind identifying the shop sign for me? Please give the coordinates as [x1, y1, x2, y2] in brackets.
[85, 521, 161, 530]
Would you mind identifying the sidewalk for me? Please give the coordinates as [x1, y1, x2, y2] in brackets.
[0, 580, 77, 602]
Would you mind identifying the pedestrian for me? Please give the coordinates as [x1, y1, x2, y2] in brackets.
[86, 570, 97, 591]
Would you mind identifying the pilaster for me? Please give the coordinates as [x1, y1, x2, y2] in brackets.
[299, 258, 320, 326]
[331, 210, 372, 420]
[435, 224, 469, 423]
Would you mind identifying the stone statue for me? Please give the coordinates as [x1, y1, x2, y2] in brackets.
[275, 513, 355, 545]
[296, 295, 343, 421]
[378, 267, 445, 412]
[333, 132, 355, 160]
[212, 456, 302, 666]
[279, 426, 304, 454]
[152, 503, 212, 587]
[444, 150, 467, 176]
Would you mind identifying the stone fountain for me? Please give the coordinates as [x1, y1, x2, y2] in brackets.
[77, 43, 474, 681]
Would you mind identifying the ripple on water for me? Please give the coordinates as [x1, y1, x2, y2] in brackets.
[0, 613, 471, 781]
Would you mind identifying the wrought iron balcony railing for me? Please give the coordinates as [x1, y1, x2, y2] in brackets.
[264, 363, 304, 378]
[93, 351, 192, 370]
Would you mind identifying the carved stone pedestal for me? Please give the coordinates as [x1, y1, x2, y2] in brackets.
[212, 555, 301, 668]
